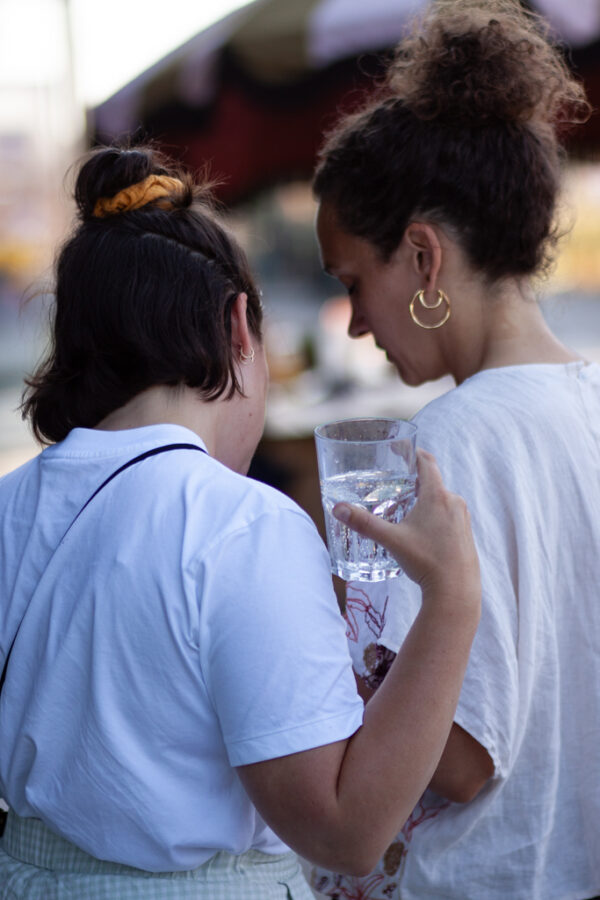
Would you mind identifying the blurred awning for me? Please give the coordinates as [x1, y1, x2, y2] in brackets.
[91, 0, 600, 204]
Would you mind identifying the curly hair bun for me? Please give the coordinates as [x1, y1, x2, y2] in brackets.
[388, 0, 589, 128]
[74, 145, 193, 220]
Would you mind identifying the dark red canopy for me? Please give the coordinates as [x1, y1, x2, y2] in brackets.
[91, 0, 600, 204]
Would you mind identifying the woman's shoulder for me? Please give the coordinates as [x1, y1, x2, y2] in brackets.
[411, 374, 498, 437]
[0, 453, 42, 508]
[0, 454, 46, 583]
[187, 453, 317, 539]
[413, 363, 572, 436]
[409, 367, 549, 475]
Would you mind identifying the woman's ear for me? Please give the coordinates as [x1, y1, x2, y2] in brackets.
[404, 223, 443, 291]
[230, 293, 253, 360]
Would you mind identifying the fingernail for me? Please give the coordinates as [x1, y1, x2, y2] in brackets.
[333, 503, 351, 523]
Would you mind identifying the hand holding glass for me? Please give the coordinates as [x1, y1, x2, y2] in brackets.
[314, 418, 417, 582]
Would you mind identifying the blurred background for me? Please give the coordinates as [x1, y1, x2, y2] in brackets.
[1, 0, 600, 542]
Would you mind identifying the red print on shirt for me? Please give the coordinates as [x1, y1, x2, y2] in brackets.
[344, 586, 389, 643]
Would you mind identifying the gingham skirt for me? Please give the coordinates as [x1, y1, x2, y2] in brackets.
[0, 812, 315, 899]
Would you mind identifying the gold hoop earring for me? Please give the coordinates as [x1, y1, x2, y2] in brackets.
[239, 346, 255, 364]
[409, 289, 451, 330]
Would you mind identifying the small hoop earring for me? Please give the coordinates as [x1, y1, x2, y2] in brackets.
[239, 345, 255, 364]
[409, 289, 451, 330]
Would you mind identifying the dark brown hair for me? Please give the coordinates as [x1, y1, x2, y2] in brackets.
[313, 0, 590, 280]
[22, 145, 263, 445]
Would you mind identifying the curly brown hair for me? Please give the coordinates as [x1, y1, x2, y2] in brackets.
[313, 0, 590, 281]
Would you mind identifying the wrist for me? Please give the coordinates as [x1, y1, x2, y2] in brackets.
[419, 578, 481, 623]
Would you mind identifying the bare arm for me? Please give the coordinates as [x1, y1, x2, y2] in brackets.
[237, 451, 481, 876]
[356, 679, 495, 804]
[428, 723, 494, 802]
[354, 660, 494, 803]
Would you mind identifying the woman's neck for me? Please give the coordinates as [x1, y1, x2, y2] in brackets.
[95, 385, 217, 454]
[477, 295, 581, 374]
[447, 280, 583, 384]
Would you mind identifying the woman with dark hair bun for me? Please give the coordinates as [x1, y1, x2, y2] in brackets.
[313, 1, 599, 898]
[0, 145, 480, 897]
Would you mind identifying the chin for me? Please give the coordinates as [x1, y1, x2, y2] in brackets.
[395, 366, 425, 387]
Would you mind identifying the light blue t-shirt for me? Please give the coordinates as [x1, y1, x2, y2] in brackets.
[0, 424, 363, 872]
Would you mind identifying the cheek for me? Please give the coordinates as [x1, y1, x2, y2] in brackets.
[371, 278, 408, 325]
[370, 304, 408, 353]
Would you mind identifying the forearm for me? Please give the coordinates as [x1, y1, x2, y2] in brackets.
[357, 666, 495, 804]
[428, 722, 494, 802]
[300, 592, 480, 872]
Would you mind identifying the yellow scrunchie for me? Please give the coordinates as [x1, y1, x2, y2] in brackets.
[93, 174, 184, 218]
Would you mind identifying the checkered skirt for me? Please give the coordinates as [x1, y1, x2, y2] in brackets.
[0, 812, 315, 899]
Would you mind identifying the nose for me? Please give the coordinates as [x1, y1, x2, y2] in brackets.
[348, 308, 370, 339]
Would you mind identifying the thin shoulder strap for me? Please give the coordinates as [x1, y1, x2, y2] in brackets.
[0, 442, 205, 696]
[65, 443, 205, 538]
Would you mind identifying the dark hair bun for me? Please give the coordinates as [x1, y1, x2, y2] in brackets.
[388, 0, 589, 128]
[74, 145, 193, 220]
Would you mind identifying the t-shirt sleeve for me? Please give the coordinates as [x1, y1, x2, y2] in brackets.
[197, 505, 365, 767]
[377, 397, 520, 778]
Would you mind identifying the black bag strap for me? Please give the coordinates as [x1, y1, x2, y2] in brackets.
[0, 442, 205, 697]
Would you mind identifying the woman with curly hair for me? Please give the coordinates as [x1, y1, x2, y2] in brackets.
[312, 1, 599, 897]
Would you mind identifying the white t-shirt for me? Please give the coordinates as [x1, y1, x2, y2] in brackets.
[326, 362, 600, 900]
[0, 424, 364, 873]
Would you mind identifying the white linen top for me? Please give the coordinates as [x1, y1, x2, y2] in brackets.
[0, 424, 364, 873]
[340, 362, 600, 900]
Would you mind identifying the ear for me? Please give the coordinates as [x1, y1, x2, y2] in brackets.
[230, 292, 253, 359]
[404, 223, 443, 291]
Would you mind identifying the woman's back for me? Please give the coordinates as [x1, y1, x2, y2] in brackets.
[0, 423, 363, 872]
[331, 360, 600, 898]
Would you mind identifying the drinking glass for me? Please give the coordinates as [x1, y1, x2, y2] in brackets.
[314, 417, 417, 582]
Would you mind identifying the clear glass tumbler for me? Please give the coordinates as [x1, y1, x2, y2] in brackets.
[314, 417, 417, 582]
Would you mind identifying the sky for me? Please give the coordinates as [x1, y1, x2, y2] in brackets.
[0, 0, 254, 106]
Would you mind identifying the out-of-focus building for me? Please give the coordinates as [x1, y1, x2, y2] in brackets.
[0, 0, 81, 272]
[0, 0, 84, 468]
